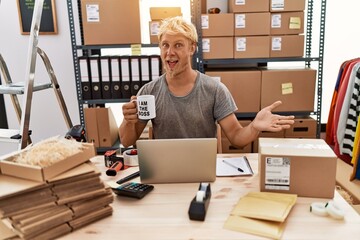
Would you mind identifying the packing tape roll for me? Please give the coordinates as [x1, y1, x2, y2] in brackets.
[326, 200, 345, 220]
[196, 191, 205, 202]
[310, 202, 328, 217]
[123, 150, 139, 166]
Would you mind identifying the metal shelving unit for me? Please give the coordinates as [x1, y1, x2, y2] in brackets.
[67, 0, 326, 138]
[191, 0, 326, 138]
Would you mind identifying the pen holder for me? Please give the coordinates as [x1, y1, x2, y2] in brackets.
[188, 183, 211, 221]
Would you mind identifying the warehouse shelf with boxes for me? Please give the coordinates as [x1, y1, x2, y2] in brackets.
[66, 0, 326, 153]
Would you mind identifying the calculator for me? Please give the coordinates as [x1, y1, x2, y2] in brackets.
[111, 182, 154, 199]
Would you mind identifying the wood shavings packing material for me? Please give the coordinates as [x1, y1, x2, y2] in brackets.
[11, 137, 85, 167]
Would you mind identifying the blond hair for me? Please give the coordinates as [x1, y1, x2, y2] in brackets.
[158, 16, 198, 44]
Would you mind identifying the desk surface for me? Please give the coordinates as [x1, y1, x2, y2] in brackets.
[60, 154, 360, 240]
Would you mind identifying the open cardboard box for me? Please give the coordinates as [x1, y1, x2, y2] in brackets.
[0, 143, 96, 182]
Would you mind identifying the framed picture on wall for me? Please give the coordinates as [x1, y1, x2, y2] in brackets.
[17, 0, 58, 35]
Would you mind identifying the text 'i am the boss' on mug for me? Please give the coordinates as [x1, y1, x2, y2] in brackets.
[136, 95, 156, 120]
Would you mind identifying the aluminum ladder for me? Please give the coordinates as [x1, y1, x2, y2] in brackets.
[0, 0, 72, 149]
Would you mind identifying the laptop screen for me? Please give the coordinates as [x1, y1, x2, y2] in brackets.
[136, 138, 217, 184]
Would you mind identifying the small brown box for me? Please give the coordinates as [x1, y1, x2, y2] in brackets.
[221, 120, 252, 153]
[270, 35, 304, 57]
[270, 12, 304, 35]
[202, 37, 234, 59]
[270, 0, 306, 12]
[258, 138, 337, 198]
[202, 13, 234, 37]
[229, 0, 269, 13]
[206, 70, 261, 113]
[234, 12, 270, 36]
[0, 142, 96, 182]
[285, 117, 317, 138]
[150, 7, 182, 20]
[260, 68, 317, 112]
[234, 36, 270, 58]
[81, 0, 141, 45]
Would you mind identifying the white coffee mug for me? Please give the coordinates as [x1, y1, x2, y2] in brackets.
[136, 95, 156, 120]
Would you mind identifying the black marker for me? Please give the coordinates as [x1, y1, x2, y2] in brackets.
[116, 171, 140, 185]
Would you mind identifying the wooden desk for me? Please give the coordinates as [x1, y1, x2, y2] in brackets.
[59, 154, 360, 240]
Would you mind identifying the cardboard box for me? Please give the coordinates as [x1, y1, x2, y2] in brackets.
[270, 11, 304, 35]
[81, 0, 141, 45]
[221, 120, 252, 153]
[270, 35, 304, 57]
[234, 36, 270, 58]
[285, 117, 317, 138]
[202, 37, 234, 59]
[206, 70, 261, 113]
[234, 12, 270, 36]
[258, 138, 337, 198]
[260, 68, 317, 112]
[84, 107, 119, 148]
[202, 0, 229, 13]
[270, 0, 306, 12]
[253, 130, 286, 153]
[150, 7, 182, 20]
[149, 7, 182, 44]
[202, 13, 234, 37]
[0, 143, 96, 182]
[229, 0, 269, 13]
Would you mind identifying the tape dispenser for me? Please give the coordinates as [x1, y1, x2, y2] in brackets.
[188, 182, 211, 221]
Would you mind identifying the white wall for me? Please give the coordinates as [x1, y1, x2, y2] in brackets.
[0, 0, 359, 155]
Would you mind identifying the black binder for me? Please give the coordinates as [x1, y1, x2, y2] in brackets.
[79, 56, 92, 100]
[89, 56, 102, 99]
[100, 56, 112, 99]
[110, 56, 122, 99]
[130, 56, 141, 96]
[120, 56, 132, 98]
[140, 56, 151, 86]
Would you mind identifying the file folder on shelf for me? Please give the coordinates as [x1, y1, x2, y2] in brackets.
[100, 56, 111, 99]
[150, 55, 161, 81]
[140, 56, 150, 86]
[79, 56, 92, 100]
[120, 56, 131, 98]
[90, 57, 102, 99]
[130, 56, 141, 96]
[110, 56, 122, 99]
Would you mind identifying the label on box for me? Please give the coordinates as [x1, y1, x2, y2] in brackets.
[282, 83, 293, 95]
[272, 37, 282, 51]
[201, 15, 209, 29]
[236, 38, 246, 52]
[271, 14, 281, 28]
[202, 39, 210, 52]
[271, 0, 285, 11]
[86, 4, 100, 22]
[235, 0, 245, 5]
[150, 22, 160, 36]
[235, 14, 246, 29]
[289, 17, 301, 29]
[265, 157, 290, 190]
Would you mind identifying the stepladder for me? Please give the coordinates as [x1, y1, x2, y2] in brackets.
[0, 0, 72, 150]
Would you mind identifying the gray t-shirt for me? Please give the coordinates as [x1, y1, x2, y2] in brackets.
[137, 71, 237, 139]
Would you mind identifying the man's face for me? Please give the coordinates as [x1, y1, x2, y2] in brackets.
[159, 33, 195, 78]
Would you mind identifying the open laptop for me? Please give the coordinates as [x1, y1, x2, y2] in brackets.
[136, 138, 217, 184]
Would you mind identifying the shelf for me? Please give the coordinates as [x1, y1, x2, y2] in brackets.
[80, 99, 130, 105]
[202, 57, 321, 65]
[76, 44, 159, 50]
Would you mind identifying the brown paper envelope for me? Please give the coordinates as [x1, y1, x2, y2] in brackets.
[224, 215, 284, 240]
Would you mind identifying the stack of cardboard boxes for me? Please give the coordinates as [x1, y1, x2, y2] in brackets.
[201, 0, 305, 59]
[203, 0, 317, 153]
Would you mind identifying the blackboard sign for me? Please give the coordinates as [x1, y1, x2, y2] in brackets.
[17, 0, 58, 35]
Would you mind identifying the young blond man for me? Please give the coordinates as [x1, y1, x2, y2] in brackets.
[119, 16, 294, 148]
